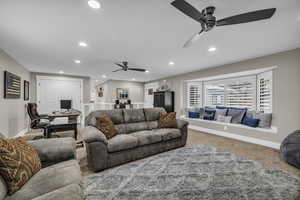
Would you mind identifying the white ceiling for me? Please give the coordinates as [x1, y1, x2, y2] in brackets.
[0, 0, 300, 82]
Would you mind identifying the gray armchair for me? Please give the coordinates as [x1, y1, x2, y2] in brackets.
[0, 138, 83, 200]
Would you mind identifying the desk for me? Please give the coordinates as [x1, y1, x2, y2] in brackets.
[46, 118, 78, 139]
[48, 110, 81, 121]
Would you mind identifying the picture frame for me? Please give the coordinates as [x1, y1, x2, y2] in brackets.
[4, 71, 21, 99]
[24, 80, 29, 101]
[116, 88, 129, 99]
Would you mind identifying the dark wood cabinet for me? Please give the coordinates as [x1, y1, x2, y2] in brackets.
[154, 91, 174, 113]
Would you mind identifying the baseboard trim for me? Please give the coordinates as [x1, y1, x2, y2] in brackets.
[189, 125, 281, 150]
[14, 128, 28, 138]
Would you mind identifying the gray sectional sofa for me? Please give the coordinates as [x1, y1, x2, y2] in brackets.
[81, 108, 189, 172]
[0, 138, 83, 200]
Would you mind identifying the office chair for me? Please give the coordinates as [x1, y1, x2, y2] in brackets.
[27, 103, 50, 137]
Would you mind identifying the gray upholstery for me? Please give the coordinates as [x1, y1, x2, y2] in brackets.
[1, 138, 82, 200]
[82, 108, 189, 172]
[114, 124, 127, 135]
[0, 177, 7, 200]
[280, 130, 300, 169]
[107, 134, 138, 153]
[0, 132, 6, 139]
[6, 160, 81, 200]
[28, 138, 76, 167]
[144, 108, 165, 121]
[123, 109, 145, 123]
[131, 131, 162, 146]
[85, 109, 124, 126]
[125, 122, 148, 133]
[227, 108, 247, 124]
[152, 129, 181, 141]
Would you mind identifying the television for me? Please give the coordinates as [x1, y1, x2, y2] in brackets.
[60, 100, 72, 110]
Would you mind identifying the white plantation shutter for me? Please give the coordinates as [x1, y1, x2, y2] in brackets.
[226, 76, 256, 109]
[257, 71, 273, 113]
[188, 82, 202, 108]
[204, 82, 225, 107]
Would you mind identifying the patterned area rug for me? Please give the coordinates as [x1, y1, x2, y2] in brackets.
[84, 145, 300, 200]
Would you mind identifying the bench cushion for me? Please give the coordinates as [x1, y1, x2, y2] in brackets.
[107, 135, 138, 153]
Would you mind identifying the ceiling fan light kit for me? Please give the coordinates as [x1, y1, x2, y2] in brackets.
[113, 61, 147, 73]
[171, 0, 276, 48]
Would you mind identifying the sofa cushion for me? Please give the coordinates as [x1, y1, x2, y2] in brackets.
[86, 109, 124, 126]
[114, 124, 127, 135]
[123, 109, 145, 123]
[227, 107, 247, 124]
[107, 135, 138, 153]
[152, 129, 181, 141]
[148, 121, 159, 130]
[125, 122, 149, 134]
[158, 112, 177, 128]
[95, 115, 117, 139]
[144, 108, 166, 121]
[0, 138, 41, 195]
[130, 131, 163, 146]
[31, 183, 83, 200]
[6, 160, 81, 200]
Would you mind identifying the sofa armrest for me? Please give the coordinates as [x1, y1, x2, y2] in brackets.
[80, 126, 108, 145]
[28, 138, 76, 167]
[177, 119, 189, 129]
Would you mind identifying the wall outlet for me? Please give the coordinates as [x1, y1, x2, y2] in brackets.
[224, 126, 228, 130]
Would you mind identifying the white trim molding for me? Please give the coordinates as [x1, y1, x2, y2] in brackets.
[189, 125, 281, 150]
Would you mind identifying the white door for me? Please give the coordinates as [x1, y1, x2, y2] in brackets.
[144, 82, 159, 108]
[37, 77, 83, 114]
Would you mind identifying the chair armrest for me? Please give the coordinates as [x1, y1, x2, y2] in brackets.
[80, 126, 108, 145]
[177, 119, 189, 129]
[28, 138, 76, 167]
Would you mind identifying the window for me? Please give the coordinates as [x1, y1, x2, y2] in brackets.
[257, 71, 272, 113]
[204, 82, 225, 107]
[226, 76, 256, 109]
[186, 69, 273, 112]
[187, 82, 202, 108]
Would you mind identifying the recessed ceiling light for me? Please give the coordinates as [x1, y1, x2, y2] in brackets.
[208, 47, 217, 52]
[88, 0, 101, 9]
[74, 60, 81, 64]
[297, 15, 300, 21]
[59, 70, 64, 74]
[145, 70, 150, 73]
[132, 78, 136, 81]
[102, 75, 107, 78]
[163, 80, 167, 82]
[168, 61, 175, 66]
[78, 41, 87, 47]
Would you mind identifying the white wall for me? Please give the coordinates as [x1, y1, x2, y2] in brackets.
[0, 49, 31, 137]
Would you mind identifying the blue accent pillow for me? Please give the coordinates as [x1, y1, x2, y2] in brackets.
[243, 116, 260, 128]
[216, 106, 227, 110]
[188, 112, 200, 118]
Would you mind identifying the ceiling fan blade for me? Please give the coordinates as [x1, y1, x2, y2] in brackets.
[183, 30, 203, 48]
[171, 0, 203, 24]
[216, 8, 276, 26]
[128, 68, 146, 72]
[112, 69, 123, 72]
[115, 63, 125, 68]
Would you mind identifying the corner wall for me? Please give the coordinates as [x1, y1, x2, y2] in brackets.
[0, 49, 31, 137]
[148, 48, 300, 143]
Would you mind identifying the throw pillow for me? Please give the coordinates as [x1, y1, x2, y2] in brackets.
[243, 116, 260, 128]
[95, 115, 117, 139]
[159, 112, 177, 128]
[203, 108, 216, 121]
[217, 115, 232, 123]
[254, 112, 272, 128]
[214, 108, 228, 120]
[188, 112, 200, 118]
[227, 107, 247, 124]
[0, 138, 41, 195]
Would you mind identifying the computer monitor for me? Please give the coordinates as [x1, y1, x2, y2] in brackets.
[60, 100, 72, 110]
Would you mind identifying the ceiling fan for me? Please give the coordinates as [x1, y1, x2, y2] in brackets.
[113, 61, 147, 72]
[171, 0, 276, 48]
